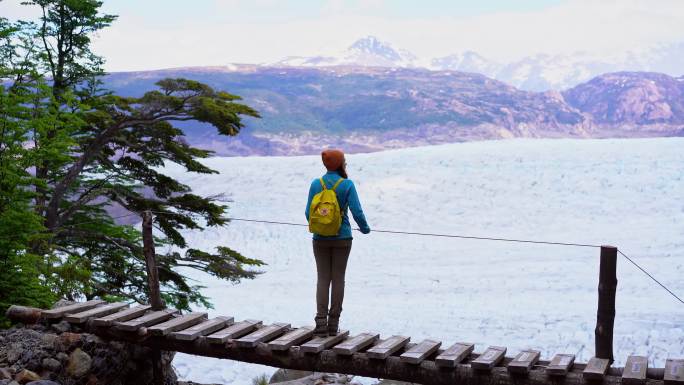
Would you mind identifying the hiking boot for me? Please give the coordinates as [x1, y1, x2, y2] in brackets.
[314, 316, 327, 337]
[327, 316, 339, 336]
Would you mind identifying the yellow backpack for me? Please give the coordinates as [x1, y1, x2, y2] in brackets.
[308, 178, 344, 236]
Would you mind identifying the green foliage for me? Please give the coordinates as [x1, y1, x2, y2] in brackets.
[0, 1, 264, 321]
[0, 23, 56, 325]
[252, 374, 269, 385]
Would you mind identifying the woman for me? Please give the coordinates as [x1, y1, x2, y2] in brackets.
[305, 149, 371, 337]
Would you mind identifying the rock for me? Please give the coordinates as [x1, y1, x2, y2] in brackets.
[39, 335, 57, 350]
[26, 382, 61, 385]
[50, 322, 70, 334]
[14, 369, 40, 383]
[0, 368, 12, 380]
[272, 373, 354, 385]
[6, 344, 23, 364]
[270, 369, 313, 384]
[39, 359, 60, 373]
[54, 354, 67, 364]
[65, 349, 91, 378]
[53, 333, 81, 352]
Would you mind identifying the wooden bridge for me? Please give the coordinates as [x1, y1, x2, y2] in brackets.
[7, 224, 683, 385]
[7, 299, 683, 385]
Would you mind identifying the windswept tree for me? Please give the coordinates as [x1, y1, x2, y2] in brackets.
[0, 0, 264, 314]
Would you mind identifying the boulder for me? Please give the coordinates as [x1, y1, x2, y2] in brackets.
[40, 359, 60, 373]
[65, 349, 91, 378]
[270, 369, 313, 384]
[53, 333, 81, 352]
[0, 368, 13, 380]
[14, 369, 40, 384]
[50, 322, 70, 334]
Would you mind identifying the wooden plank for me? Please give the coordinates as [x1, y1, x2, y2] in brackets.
[147, 312, 208, 336]
[583, 357, 610, 380]
[300, 330, 350, 354]
[367, 335, 410, 360]
[235, 323, 290, 348]
[206, 320, 262, 344]
[115, 309, 178, 331]
[400, 339, 442, 364]
[92, 305, 151, 326]
[42, 300, 105, 319]
[435, 343, 474, 368]
[546, 354, 575, 376]
[268, 327, 314, 351]
[471, 346, 506, 370]
[665, 359, 684, 385]
[622, 355, 648, 385]
[64, 302, 129, 324]
[507, 350, 540, 374]
[169, 316, 234, 341]
[332, 333, 380, 355]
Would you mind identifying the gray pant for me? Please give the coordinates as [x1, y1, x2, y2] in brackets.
[313, 239, 352, 319]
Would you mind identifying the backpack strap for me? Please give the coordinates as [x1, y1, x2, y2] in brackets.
[331, 178, 344, 191]
[319, 178, 327, 190]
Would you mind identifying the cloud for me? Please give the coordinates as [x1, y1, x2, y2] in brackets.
[2, 0, 684, 71]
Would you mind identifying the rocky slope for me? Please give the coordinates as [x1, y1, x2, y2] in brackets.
[563, 72, 684, 126]
[104, 67, 684, 155]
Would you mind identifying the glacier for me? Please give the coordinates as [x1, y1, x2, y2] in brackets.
[163, 138, 684, 385]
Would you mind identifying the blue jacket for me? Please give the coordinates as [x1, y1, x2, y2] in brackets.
[305, 171, 371, 240]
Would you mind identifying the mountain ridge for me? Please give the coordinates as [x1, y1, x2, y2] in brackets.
[271, 36, 684, 91]
[104, 66, 684, 156]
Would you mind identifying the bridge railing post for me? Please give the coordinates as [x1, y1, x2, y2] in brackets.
[142, 210, 165, 385]
[595, 245, 617, 363]
[142, 210, 164, 311]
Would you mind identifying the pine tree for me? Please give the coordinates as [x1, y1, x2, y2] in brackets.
[0, 1, 265, 312]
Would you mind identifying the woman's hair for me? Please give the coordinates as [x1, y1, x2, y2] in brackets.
[336, 164, 348, 179]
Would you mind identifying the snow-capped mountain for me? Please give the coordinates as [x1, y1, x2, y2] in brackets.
[430, 51, 501, 78]
[273, 36, 684, 91]
[274, 36, 419, 68]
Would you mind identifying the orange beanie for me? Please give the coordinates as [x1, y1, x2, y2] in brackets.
[321, 149, 345, 171]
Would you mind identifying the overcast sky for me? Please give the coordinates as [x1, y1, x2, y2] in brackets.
[1, 0, 683, 72]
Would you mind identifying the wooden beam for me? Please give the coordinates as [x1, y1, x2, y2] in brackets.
[400, 339, 441, 364]
[92, 305, 151, 327]
[268, 327, 314, 351]
[131, 335, 657, 385]
[169, 317, 233, 341]
[583, 357, 610, 380]
[41, 300, 105, 319]
[435, 343, 474, 368]
[235, 323, 290, 348]
[471, 346, 506, 370]
[115, 309, 178, 332]
[665, 359, 684, 385]
[147, 312, 208, 336]
[332, 333, 379, 355]
[546, 354, 575, 376]
[205, 320, 261, 344]
[507, 350, 540, 374]
[5, 305, 43, 324]
[623, 356, 648, 385]
[300, 330, 349, 354]
[367, 336, 410, 360]
[65, 302, 129, 324]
